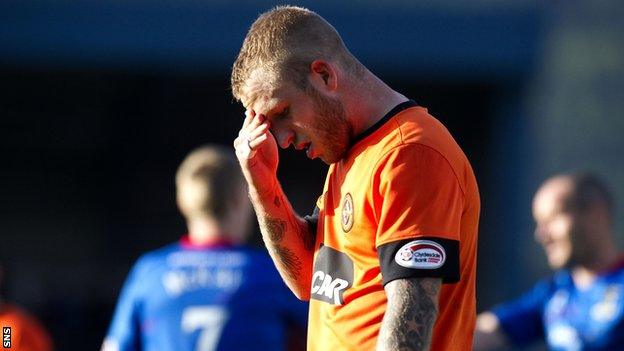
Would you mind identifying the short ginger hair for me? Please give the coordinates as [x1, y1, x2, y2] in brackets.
[231, 5, 360, 103]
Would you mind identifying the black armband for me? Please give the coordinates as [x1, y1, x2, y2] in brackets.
[378, 236, 460, 286]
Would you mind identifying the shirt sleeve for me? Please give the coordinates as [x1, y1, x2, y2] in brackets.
[103, 259, 145, 351]
[374, 144, 463, 286]
[491, 279, 551, 346]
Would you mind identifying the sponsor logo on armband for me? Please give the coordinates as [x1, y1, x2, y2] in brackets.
[395, 240, 446, 269]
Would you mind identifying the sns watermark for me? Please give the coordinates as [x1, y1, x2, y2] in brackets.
[2, 327, 10, 348]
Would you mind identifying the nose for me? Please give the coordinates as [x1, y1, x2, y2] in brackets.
[272, 127, 295, 149]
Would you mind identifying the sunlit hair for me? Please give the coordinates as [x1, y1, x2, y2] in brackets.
[566, 172, 615, 222]
[175, 145, 245, 220]
[231, 5, 362, 103]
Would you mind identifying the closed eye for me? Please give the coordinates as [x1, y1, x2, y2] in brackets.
[274, 106, 290, 121]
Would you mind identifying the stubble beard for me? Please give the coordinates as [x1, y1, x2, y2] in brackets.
[307, 86, 351, 164]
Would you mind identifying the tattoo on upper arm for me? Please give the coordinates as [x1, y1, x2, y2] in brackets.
[380, 278, 441, 351]
[270, 245, 302, 281]
[264, 218, 286, 243]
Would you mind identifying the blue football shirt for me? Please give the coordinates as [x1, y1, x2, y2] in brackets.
[493, 261, 624, 350]
[104, 237, 308, 351]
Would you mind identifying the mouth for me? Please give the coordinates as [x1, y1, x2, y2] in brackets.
[544, 242, 562, 257]
[292, 141, 315, 159]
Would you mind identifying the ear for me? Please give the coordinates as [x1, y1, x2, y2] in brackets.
[309, 60, 338, 92]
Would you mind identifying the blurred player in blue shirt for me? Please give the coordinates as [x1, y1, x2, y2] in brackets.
[474, 173, 624, 350]
[101, 145, 308, 351]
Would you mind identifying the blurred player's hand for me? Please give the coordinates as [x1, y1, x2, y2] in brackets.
[234, 109, 279, 196]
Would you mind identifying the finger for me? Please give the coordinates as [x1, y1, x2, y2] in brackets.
[239, 112, 265, 138]
[237, 132, 266, 160]
[242, 109, 255, 127]
[246, 122, 269, 140]
[247, 113, 266, 132]
[235, 137, 256, 159]
[233, 133, 252, 151]
[248, 132, 268, 149]
[233, 135, 245, 150]
[239, 110, 256, 137]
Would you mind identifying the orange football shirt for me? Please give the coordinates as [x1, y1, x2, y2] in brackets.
[306, 101, 480, 351]
[0, 303, 53, 351]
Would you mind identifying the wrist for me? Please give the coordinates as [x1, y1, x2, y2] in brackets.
[248, 176, 278, 203]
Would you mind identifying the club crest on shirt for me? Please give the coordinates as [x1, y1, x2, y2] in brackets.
[395, 240, 446, 269]
[341, 193, 354, 233]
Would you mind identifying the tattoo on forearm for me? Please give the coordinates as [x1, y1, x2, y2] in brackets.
[379, 278, 440, 351]
[273, 195, 281, 208]
[267, 192, 315, 252]
[270, 245, 302, 281]
[256, 190, 314, 284]
[263, 218, 286, 243]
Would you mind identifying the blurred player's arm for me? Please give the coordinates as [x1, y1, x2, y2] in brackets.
[473, 279, 552, 350]
[234, 110, 315, 299]
[473, 312, 509, 350]
[377, 277, 442, 351]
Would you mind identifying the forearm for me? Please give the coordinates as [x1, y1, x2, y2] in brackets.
[377, 278, 441, 351]
[249, 178, 316, 299]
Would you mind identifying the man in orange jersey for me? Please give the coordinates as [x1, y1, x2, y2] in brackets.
[0, 262, 53, 351]
[231, 6, 480, 350]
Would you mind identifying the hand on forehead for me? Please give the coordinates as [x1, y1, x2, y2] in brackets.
[243, 86, 286, 118]
[250, 96, 283, 117]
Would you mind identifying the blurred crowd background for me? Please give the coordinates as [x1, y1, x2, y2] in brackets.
[1, 1, 623, 350]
